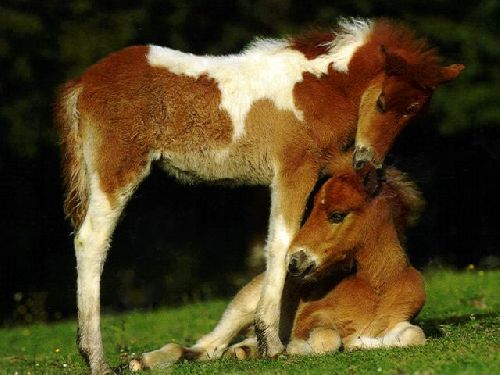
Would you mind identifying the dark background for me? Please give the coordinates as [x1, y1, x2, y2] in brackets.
[1, 0, 499, 325]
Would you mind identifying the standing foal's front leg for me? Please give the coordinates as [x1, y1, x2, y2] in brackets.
[255, 162, 318, 356]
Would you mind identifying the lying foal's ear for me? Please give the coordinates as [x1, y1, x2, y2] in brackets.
[360, 165, 384, 198]
[436, 64, 465, 86]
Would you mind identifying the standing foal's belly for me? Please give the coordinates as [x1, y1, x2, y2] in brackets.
[159, 146, 274, 185]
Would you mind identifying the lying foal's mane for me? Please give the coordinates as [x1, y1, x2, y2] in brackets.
[380, 167, 425, 236]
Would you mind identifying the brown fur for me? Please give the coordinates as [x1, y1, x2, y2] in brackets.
[349, 20, 464, 163]
[55, 20, 462, 372]
[57, 21, 462, 226]
[55, 79, 87, 228]
[289, 30, 335, 60]
[288, 167, 426, 342]
[77, 46, 234, 207]
[289, 20, 463, 167]
[137, 167, 427, 368]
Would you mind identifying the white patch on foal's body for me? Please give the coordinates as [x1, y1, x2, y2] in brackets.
[147, 19, 373, 141]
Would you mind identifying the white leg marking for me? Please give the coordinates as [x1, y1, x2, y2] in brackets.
[76, 176, 124, 374]
[256, 212, 293, 355]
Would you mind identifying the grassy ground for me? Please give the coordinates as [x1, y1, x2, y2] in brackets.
[0, 269, 498, 375]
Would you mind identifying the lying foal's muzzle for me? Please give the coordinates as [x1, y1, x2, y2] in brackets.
[288, 249, 317, 278]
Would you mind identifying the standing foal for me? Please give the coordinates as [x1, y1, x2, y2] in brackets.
[56, 18, 461, 373]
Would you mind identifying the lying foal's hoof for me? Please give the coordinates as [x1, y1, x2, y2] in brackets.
[223, 345, 259, 360]
[129, 343, 184, 371]
[308, 328, 342, 354]
[222, 337, 259, 360]
[397, 324, 426, 346]
[129, 358, 144, 372]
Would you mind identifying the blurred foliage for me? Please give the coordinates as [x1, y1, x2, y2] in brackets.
[1, 1, 499, 324]
[0, 0, 499, 159]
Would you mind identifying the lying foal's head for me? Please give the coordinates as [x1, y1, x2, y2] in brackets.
[287, 166, 423, 280]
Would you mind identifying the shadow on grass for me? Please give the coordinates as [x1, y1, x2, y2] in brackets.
[418, 312, 497, 338]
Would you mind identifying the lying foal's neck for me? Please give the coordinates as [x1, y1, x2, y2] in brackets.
[354, 215, 408, 290]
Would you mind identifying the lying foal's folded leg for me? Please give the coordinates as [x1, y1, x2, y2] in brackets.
[381, 321, 426, 347]
[191, 274, 263, 359]
[129, 343, 199, 371]
[130, 274, 264, 371]
[308, 327, 342, 354]
[223, 337, 259, 360]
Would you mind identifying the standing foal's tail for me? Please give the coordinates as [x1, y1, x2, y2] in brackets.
[55, 79, 88, 230]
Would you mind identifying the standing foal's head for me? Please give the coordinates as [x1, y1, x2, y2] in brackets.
[353, 31, 464, 170]
[286, 166, 423, 280]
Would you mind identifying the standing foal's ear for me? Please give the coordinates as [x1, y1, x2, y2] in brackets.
[380, 46, 408, 76]
[436, 64, 465, 86]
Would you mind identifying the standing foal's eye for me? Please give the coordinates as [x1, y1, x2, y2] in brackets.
[328, 212, 347, 224]
[376, 93, 386, 113]
[404, 102, 421, 115]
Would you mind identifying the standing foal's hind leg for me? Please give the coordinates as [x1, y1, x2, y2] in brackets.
[75, 177, 127, 374]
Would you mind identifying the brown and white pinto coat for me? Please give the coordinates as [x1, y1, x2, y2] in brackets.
[55, 18, 462, 374]
[130, 167, 426, 370]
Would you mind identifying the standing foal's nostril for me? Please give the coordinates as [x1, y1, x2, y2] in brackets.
[288, 250, 317, 277]
[354, 159, 366, 171]
[288, 256, 299, 275]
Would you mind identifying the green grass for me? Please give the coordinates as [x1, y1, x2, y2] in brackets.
[1, 269, 499, 374]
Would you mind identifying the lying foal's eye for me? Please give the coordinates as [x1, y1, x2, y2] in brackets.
[376, 93, 386, 113]
[328, 212, 347, 224]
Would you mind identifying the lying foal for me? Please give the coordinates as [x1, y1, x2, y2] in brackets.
[131, 167, 426, 370]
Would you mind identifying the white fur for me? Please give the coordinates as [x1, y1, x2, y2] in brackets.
[147, 19, 372, 141]
[381, 321, 412, 346]
[262, 214, 292, 306]
[191, 275, 261, 360]
[347, 321, 423, 350]
[325, 18, 373, 72]
[287, 339, 313, 355]
[273, 214, 292, 248]
[75, 175, 123, 373]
